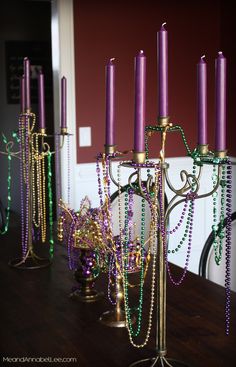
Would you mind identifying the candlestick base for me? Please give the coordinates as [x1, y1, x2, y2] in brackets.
[214, 150, 227, 159]
[39, 128, 46, 135]
[8, 249, 52, 270]
[99, 308, 136, 328]
[197, 144, 209, 155]
[70, 287, 104, 303]
[60, 127, 68, 135]
[158, 116, 170, 127]
[133, 151, 146, 164]
[104, 144, 117, 154]
[129, 356, 190, 367]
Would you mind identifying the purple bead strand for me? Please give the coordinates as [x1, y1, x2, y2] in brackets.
[225, 160, 232, 335]
[55, 134, 62, 215]
[67, 135, 71, 205]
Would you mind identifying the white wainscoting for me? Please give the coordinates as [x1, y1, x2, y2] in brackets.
[72, 156, 236, 275]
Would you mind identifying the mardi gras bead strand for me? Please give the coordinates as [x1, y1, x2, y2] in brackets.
[118, 163, 158, 348]
[0, 136, 13, 235]
[47, 151, 54, 258]
[211, 164, 226, 264]
[225, 160, 232, 335]
[41, 154, 47, 243]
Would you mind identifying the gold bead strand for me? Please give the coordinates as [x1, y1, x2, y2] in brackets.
[41, 153, 47, 242]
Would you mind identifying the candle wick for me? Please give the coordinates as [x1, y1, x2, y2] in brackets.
[201, 55, 206, 60]
[162, 22, 167, 28]
[218, 51, 223, 55]
[140, 50, 144, 54]
[110, 58, 115, 62]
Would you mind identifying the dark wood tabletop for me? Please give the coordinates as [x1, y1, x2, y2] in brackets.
[0, 225, 235, 367]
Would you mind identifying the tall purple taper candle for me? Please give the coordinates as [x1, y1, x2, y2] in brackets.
[215, 51, 227, 151]
[38, 71, 46, 130]
[20, 75, 25, 113]
[197, 55, 207, 145]
[61, 76, 67, 129]
[24, 57, 31, 111]
[134, 50, 146, 153]
[157, 22, 168, 117]
[105, 58, 115, 146]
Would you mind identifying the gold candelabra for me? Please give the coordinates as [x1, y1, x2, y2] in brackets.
[0, 110, 68, 269]
[101, 118, 224, 366]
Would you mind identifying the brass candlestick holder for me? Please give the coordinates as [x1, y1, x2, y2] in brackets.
[99, 273, 128, 327]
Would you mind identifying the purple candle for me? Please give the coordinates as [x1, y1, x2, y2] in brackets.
[134, 50, 146, 153]
[20, 75, 25, 113]
[197, 55, 207, 145]
[23, 57, 31, 111]
[105, 58, 115, 146]
[38, 71, 46, 130]
[157, 22, 168, 117]
[215, 51, 227, 151]
[61, 76, 67, 129]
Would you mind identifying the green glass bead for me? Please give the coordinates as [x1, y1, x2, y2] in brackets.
[219, 231, 225, 239]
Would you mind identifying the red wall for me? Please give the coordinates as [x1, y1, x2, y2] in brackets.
[74, 0, 235, 163]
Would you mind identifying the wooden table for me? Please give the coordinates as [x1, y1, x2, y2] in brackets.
[0, 226, 235, 366]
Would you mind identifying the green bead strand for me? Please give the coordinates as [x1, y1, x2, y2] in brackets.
[0, 138, 13, 235]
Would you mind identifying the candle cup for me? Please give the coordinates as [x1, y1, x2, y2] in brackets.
[104, 144, 117, 155]
[133, 151, 146, 164]
[214, 150, 227, 159]
[39, 128, 46, 135]
[197, 144, 209, 156]
[158, 116, 170, 127]
[60, 127, 68, 135]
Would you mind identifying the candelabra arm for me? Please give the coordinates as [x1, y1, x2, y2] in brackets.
[53, 133, 66, 153]
[165, 166, 202, 197]
[108, 157, 120, 188]
[0, 139, 21, 159]
[165, 164, 222, 224]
